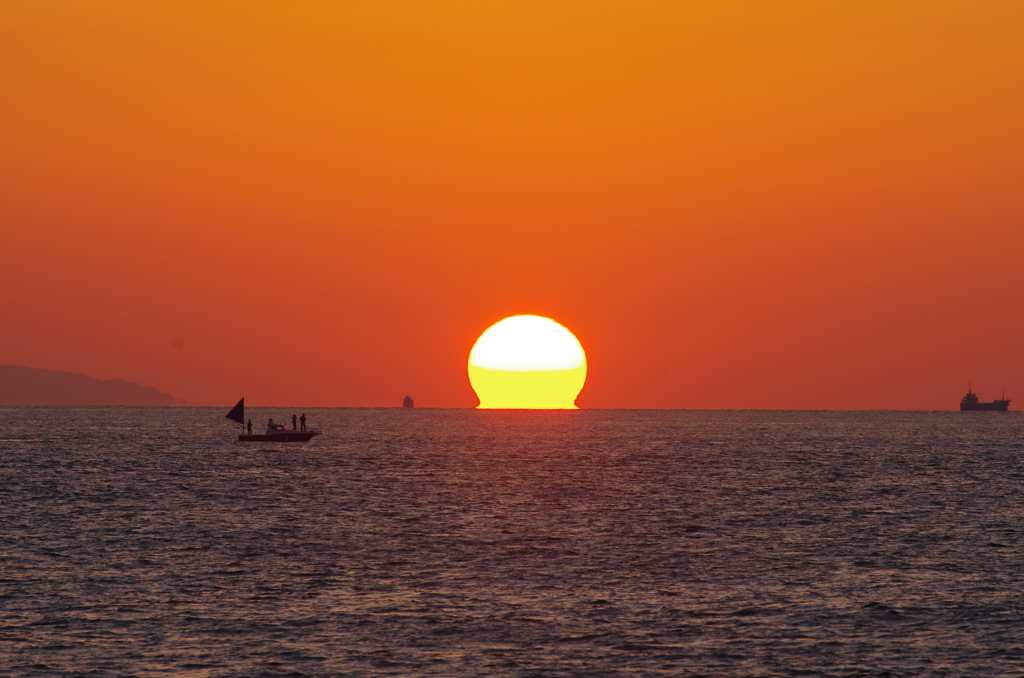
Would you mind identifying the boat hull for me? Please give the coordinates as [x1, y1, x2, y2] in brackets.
[238, 431, 320, 442]
[960, 401, 1010, 411]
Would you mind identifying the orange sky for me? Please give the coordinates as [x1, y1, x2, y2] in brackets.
[2, 1, 1023, 409]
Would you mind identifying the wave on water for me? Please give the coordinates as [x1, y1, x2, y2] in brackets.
[3, 407, 1023, 676]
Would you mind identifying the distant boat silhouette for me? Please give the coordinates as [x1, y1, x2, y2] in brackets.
[403, 395, 414, 408]
[226, 397, 321, 441]
[960, 385, 1010, 411]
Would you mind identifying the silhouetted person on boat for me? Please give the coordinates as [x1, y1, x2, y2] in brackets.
[292, 414, 297, 430]
[300, 413, 306, 431]
[247, 419, 252, 435]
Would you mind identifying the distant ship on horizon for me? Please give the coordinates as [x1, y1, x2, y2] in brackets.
[403, 395, 414, 408]
[960, 385, 1010, 411]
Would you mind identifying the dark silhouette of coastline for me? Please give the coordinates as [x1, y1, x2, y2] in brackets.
[0, 365, 176, 406]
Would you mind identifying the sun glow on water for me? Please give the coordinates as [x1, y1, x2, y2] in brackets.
[468, 315, 587, 409]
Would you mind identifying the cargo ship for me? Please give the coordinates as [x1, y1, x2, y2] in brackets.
[960, 386, 1010, 411]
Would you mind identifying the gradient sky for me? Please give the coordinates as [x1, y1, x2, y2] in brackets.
[2, 1, 1023, 409]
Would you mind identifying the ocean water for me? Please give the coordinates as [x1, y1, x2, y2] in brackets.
[3, 407, 1024, 677]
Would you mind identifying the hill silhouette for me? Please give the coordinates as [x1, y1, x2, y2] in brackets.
[0, 365, 176, 406]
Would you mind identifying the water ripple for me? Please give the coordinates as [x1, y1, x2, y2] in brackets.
[2, 407, 1023, 676]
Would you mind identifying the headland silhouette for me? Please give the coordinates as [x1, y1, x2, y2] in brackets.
[0, 365, 176, 406]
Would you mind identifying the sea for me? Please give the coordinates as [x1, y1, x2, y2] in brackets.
[3, 407, 1024, 677]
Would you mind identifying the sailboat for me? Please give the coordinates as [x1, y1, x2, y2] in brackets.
[226, 397, 321, 442]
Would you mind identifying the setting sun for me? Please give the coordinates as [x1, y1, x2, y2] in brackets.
[468, 316, 587, 409]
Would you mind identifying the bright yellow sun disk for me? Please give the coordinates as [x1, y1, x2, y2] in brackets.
[468, 315, 587, 409]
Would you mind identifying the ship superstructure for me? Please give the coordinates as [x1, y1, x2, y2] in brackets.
[960, 386, 1010, 411]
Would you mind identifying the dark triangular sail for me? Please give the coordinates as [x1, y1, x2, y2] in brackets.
[226, 397, 244, 424]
